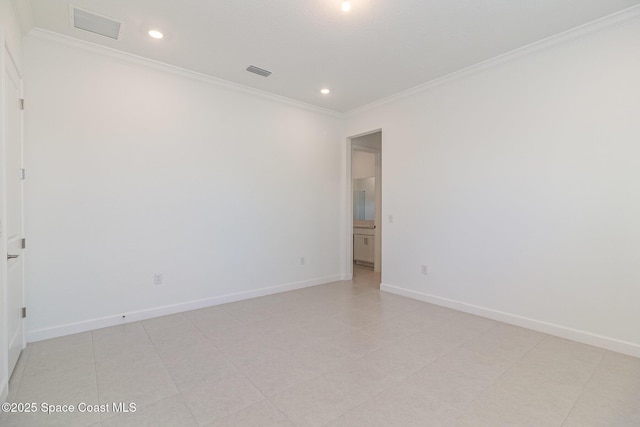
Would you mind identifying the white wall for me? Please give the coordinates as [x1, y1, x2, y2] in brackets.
[352, 150, 375, 179]
[23, 35, 344, 341]
[351, 132, 381, 150]
[346, 19, 640, 355]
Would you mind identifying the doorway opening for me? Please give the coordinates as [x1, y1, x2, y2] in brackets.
[348, 130, 381, 284]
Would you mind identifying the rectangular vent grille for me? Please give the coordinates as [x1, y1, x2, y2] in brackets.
[72, 7, 121, 40]
[246, 65, 272, 77]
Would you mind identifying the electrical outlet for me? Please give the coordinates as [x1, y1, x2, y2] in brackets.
[421, 265, 428, 275]
[300, 256, 306, 265]
[153, 273, 163, 285]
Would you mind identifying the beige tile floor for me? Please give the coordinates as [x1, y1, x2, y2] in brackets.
[2, 265, 639, 426]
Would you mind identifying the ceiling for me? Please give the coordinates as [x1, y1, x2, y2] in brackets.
[26, 0, 640, 112]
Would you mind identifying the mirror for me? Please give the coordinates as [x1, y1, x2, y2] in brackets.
[353, 177, 375, 220]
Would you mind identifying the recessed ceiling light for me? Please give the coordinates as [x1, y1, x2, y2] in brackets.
[148, 30, 164, 39]
[320, 88, 331, 95]
[342, 1, 351, 12]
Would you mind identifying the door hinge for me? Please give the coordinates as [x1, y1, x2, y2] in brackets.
[21, 238, 26, 249]
[19, 99, 24, 110]
[20, 168, 26, 180]
[21, 307, 26, 318]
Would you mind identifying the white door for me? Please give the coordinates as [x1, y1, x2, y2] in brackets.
[5, 48, 24, 377]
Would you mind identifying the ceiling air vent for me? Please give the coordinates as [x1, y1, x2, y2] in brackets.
[246, 65, 272, 77]
[72, 6, 122, 40]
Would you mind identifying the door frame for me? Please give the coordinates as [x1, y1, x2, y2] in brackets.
[0, 28, 9, 403]
[345, 129, 382, 278]
[0, 32, 25, 402]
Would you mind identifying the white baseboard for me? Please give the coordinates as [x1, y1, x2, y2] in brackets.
[27, 274, 343, 343]
[381, 283, 640, 358]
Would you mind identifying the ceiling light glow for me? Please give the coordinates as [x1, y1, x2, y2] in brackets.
[342, 1, 351, 12]
[148, 30, 164, 39]
[321, 88, 331, 95]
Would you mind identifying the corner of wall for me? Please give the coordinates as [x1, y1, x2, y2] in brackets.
[10, 0, 34, 35]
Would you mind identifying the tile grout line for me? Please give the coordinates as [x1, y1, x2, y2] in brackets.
[143, 310, 283, 426]
[264, 298, 442, 426]
[208, 333, 280, 424]
[12, 268, 636, 426]
[447, 328, 549, 423]
[558, 349, 608, 427]
[311, 370, 410, 426]
[236, 367, 299, 427]
[392, 318, 495, 421]
[89, 331, 102, 425]
[139, 317, 200, 425]
[206, 304, 332, 425]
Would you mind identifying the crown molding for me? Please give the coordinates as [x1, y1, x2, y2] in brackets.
[23, 3, 640, 121]
[346, 4, 640, 117]
[25, 28, 344, 119]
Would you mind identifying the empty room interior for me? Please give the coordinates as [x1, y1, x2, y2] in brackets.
[1, 0, 640, 425]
